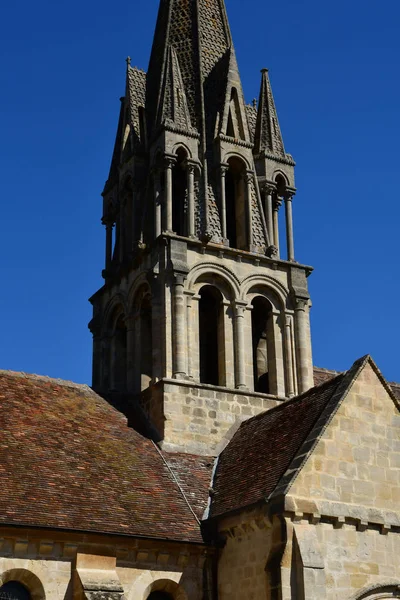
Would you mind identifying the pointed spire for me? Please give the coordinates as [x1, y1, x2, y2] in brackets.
[146, 0, 233, 140]
[254, 68, 285, 157]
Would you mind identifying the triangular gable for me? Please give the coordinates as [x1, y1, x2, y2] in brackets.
[219, 47, 251, 142]
[274, 356, 400, 525]
[157, 45, 193, 132]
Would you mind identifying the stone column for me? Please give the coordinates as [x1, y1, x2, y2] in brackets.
[164, 155, 176, 232]
[273, 197, 282, 257]
[245, 171, 254, 250]
[220, 163, 229, 241]
[285, 191, 295, 262]
[172, 273, 187, 379]
[125, 315, 136, 391]
[153, 169, 162, 238]
[294, 298, 311, 394]
[284, 315, 295, 398]
[104, 221, 113, 270]
[264, 183, 275, 246]
[234, 301, 248, 390]
[119, 200, 125, 262]
[186, 161, 196, 237]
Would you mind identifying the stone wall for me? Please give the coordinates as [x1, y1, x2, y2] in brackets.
[0, 528, 205, 600]
[151, 379, 281, 455]
[217, 508, 273, 600]
[282, 360, 400, 598]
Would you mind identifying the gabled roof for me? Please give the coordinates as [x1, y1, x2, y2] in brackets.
[0, 371, 203, 543]
[210, 356, 400, 519]
[209, 372, 345, 518]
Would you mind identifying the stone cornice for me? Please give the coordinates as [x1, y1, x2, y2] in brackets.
[283, 496, 400, 535]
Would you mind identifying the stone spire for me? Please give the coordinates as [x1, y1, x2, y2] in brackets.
[254, 68, 285, 157]
[146, 0, 235, 143]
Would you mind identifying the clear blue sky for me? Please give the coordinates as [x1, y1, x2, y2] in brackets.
[0, 0, 399, 384]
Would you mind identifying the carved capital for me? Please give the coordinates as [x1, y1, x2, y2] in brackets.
[263, 182, 276, 196]
[173, 272, 186, 287]
[295, 297, 309, 312]
[220, 162, 229, 177]
[284, 188, 296, 202]
[244, 170, 254, 185]
[164, 154, 177, 169]
[273, 198, 282, 212]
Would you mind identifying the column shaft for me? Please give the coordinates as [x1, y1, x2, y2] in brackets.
[264, 187, 274, 245]
[119, 202, 125, 262]
[187, 164, 195, 237]
[234, 304, 247, 389]
[285, 195, 295, 261]
[173, 276, 186, 378]
[153, 172, 162, 238]
[164, 157, 174, 232]
[284, 316, 295, 398]
[246, 172, 253, 249]
[220, 165, 228, 240]
[294, 300, 310, 394]
[273, 198, 282, 257]
[105, 224, 113, 269]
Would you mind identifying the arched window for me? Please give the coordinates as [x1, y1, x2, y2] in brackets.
[225, 157, 247, 250]
[251, 296, 273, 393]
[147, 593, 174, 600]
[111, 313, 127, 391]
[140, 294, 153, 391]
[199, 285, 225, 386]
[0, 582, 31, 600]
[274, 174, 287, 258]
[172, 148, 187, 236]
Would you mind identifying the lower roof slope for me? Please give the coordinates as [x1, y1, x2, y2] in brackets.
[0, 371, 203, 543]
[209, 372, 345, 518]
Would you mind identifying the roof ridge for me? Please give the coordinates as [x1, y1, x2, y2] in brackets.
[0, 369, 92, 393]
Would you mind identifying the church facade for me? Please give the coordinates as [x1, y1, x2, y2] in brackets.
[0, 1, 399, 599]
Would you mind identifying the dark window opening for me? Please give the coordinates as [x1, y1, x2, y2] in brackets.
[225, 158, 247, 250]
[172, 149, 187, 236]
[0, 582, 31, 600]
[140, 295, 153, 391]
[147, 593, 174, 600]
[199, 286, 224, 386]
[251, 297, 272, 393]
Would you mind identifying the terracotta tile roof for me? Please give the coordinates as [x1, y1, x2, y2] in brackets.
[209, 374, 345, 518]
[164, 453, 214, 520]
[313, 366, 340, 386]
[0, 371, 203, 543]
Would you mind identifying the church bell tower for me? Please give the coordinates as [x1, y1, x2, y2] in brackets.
[89, 0, 314, 455]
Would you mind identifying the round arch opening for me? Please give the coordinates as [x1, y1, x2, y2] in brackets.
[199, 285, 226, 386]
[251, 296, 273, 394]
[172, 147, 188, 236]
[0, 582, 31, 600]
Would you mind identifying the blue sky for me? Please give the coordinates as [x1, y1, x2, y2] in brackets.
[0, 0, 399, 384]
